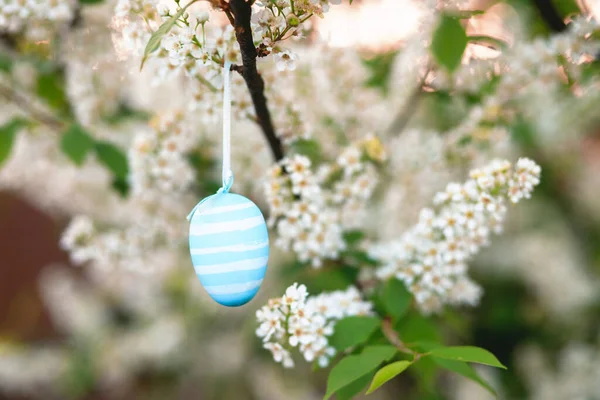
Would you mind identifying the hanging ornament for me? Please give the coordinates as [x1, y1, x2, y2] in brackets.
[187, 62, 269, 307]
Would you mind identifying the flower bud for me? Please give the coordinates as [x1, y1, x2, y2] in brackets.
[197, 11, 210, 24]
[287, 14, 300, 27]
[157, 4, 169, 17]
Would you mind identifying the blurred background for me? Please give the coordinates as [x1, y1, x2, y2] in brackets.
[1, 0, 600, 399]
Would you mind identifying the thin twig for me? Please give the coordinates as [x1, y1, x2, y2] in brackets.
[381, 317, 422, 361]
[0, 82, 65, 131]
[387, 69, 431, 135]
[225, 0, 285, 161]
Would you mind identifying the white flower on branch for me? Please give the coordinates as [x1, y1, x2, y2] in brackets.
[275, 50, 297, 72]
[265, 140, 384, 267]
[369, 158, 542, 315]
[256, 284, 373, 368]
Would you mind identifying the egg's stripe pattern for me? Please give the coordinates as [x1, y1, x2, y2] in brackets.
[198, 266, 267, 286]
[189, 193, 269, 307]
[204, 279, 263, 294]
[190, 241, 269, 255]
[192, 249, 269, 272]
[189, 225, 267, 249]
[199, 202, 254, 215]
[194, 255, 270, 275]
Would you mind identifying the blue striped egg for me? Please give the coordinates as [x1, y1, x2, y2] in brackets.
[188, 192, 269, 307]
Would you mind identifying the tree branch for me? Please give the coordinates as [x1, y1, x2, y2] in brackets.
[0, 82, 65, 131]
[227, 0, 285, 162]
[531, 0, 567, 33]
[387, 68, 431, 135]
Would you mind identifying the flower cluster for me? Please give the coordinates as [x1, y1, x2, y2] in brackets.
[265, 139, 383, 267]
[370, 158, 541, 314]
[129, 112, 197, 199]
[265, 155, 345, 267]
[498, 17, 600, 101]
[65, 21, 124, 128]
[250, 0, 344, 71]
[520, 340, 600, 400]
[439, 16, 600, 152]
[0, 0, 75, 37]
[0, 346, 68, 397]
[113, 0, 159, 55]
[256, 283, 373, 368]
[112, 0, 318, 143]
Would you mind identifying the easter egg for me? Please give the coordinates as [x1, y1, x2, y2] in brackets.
[188, 192, 269, 307]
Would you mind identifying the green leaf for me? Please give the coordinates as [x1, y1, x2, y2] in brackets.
[103, 103, 151, 125]
[141, 1, 197, 69]
[342, 230, 365, 247]
[111, 176, 130, 198]
[304, 266, 358, 292]
[36, 70, 70, 114]
[430, 346, 506, 369]
[329, 316, 381, 351]
[435, 358, 497, 397]
[366, 360, 412, 394]
[94, 141, 129, 179]
[324, 345, 397, 400]
[382, 278, 411, 320]
[336, 371, 373, 400]
[0, 118, 28, 167]
[359, 345, 397, 360]
[0, 52, 12, 73]
[289, 138, 322, 164]
[452, 9, 485, 18]
[411, 355, 439, 392]
[61, 124, 95, 165]
[362, 51, 398, 95]
[408, 341, 442, 353]
[431, 14, 468, 72]
[552, 0, 580, 16]
[396, 314, 440, 344]
[344, 250, 379, 267]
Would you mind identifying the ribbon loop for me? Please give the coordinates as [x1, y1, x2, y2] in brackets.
[222, 61, 233, 190]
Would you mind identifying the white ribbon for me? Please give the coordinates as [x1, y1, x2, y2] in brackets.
[187, 61, 235, 221]
[222, 60, 233, 192]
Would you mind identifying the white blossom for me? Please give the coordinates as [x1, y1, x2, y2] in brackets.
[369, 159, 541, 314]
[256, 284, 373, 368]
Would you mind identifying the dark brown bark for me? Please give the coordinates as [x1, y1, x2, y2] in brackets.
[531, 0, 567, 33]
[227, 0, 285, 162]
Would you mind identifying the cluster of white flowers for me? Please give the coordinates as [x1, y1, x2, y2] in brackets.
[0, 346, 68, 398]
[113, 0, 158, 56]
[265, 155, 345, 267]
[5, 266, 187, 395]
[256, 283, 373, 368]
[331, 139, 382, 228]
[265, 138, 384, 267]
[520, 341, 600, 400]
[370, 158, 541, 314]
[0, 0, 76, 37]
[129, 112, 197, 199]
[61, 210, 187, 273]
[112, 0, 322, 144]
[60, 110, 196, 272]
[65, 20, 125, 127]
[497, 16, 599, 100]
[250, 0, 345, 71]
[435, 15, 600, 154]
